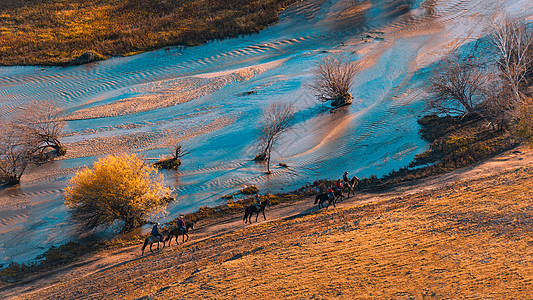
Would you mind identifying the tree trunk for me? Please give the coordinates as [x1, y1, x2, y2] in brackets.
[266, 143, 273, 174]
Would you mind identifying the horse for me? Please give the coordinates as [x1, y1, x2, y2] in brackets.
[165, 222, 194, 246]
[141, 229, 169, 256]
[314, 193, 336, 209]
[343, 176, 360, 198]
[243, 199, 271, 224]
[333, 188, 344, 202]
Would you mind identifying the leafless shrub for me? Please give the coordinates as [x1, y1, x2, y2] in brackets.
[0, 122, 35, 184]
[256, 101, 294, 174]
[15, 101, 66, 159]
[490, 17, 533, 102]
[478, 84, 516, 130]
[311, 55, 359, 107]
[169, 141, 190, 161]
[427, 56, 488, 116]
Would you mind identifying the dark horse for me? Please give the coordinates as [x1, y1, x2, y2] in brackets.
[141, 230, 169, 255]
[164, 222, 194, 246]
[315, 191, 342, 209]
[333, 188, 344, 202]
[343, 176, 360, 197]
[243, 199, 271, 224]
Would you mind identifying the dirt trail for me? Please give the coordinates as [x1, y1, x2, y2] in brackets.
[2, 145, 532, 299]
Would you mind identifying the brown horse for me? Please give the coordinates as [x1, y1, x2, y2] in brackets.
[141, 230, 169, 255]
[343, 176, 359, 197]
[243, 199, 271, 224]
[164, 222, 194, 246]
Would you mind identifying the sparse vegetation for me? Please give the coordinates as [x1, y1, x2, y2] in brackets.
[0, 0, 299, 66]
[240, 185, 259, 195]
[0, 234, 144, 286]
[256, 101, 294, 174]
[490, 17, 533, 103]
[64, 153, 173, 233]
[311, 55, 359, 107]
[153, 141, 189, 170]
[186, 191, 307, 224]
[0, 101, 66, 184]
[15, 101, 66, 158]
[153, 157, 181, 170]
[515, 97, 533, 145]
[0, 122, 34, 184]
[336, 114, 519, 191]
[426, 55, 488, 116]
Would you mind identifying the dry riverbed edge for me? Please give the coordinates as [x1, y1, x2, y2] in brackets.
[1, 145, 532, 299]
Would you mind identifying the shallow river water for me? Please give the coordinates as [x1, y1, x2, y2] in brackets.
[0, 0, 531, 264]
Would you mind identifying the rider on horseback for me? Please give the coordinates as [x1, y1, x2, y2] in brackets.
[254, 194, 261, 208]
[177, 214, 185, 232]
[343, 171, 349, 184]
[151, 223, 163, 242]
[327, 186, 334, 200]
[334, 179, 342, 192]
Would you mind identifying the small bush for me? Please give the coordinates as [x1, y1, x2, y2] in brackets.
[153, 157, 181, 170]
[311, 55, 359, 107]
[0, 262, 31, 283]
[240, 185, 259, 195]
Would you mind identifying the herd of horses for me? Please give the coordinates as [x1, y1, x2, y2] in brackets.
[314, 176, 359, 209]
[141, 176, 359, 254]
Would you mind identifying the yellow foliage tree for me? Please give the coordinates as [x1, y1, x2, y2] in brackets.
[64, 153, 172, 232]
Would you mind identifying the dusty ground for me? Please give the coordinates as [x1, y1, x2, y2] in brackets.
[1, 145, 533, 299]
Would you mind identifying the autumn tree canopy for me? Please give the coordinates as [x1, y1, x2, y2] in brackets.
[64, 153, 173, 233]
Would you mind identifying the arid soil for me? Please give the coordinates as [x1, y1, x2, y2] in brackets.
[2, 145, 533, 299]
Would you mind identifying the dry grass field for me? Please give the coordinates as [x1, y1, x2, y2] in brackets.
[7, 151, 533, 299]
[0, 0, 297, 65]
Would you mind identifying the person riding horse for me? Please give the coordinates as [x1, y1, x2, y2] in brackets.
[343, 171, 349, 184]
[326, 186, 334, 201]
[151, 223, 163, 242]
[334, 179, 342, 192]
[177, 214, 186, 232]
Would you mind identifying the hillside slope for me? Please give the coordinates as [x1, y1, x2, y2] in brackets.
[2, 146, 533, 299]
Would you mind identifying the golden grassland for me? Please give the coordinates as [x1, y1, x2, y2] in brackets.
[13, 166, 533, 299]
[0, 0, 298, 66]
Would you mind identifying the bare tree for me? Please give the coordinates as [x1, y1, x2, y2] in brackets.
[15, 101, 66, 158]
[256, 101, 294, 174]
[490, 17, 533, 102]
[427, 56, 488, 116]
[154, 141, 190, 170]
[311, 55, 359, 107]
[0, 122, 35, 184]
[169, 141, 190, 161]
